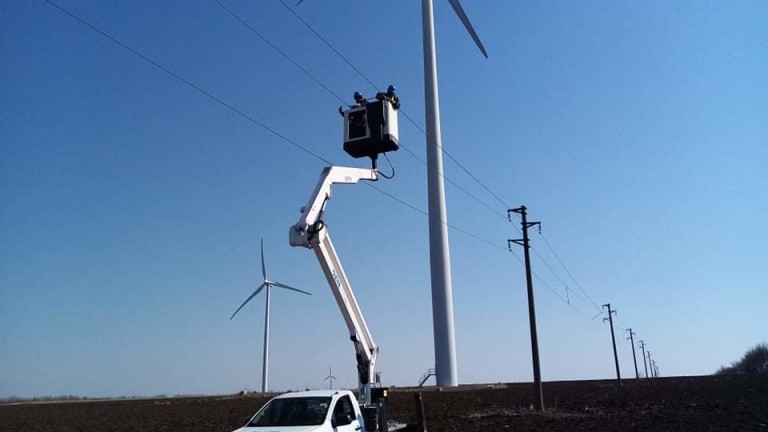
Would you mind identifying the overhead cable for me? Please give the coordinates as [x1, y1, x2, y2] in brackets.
[276, 0, 510, 216]
[539, 231, 602, 311]
[276, 1, 608, 316]
[216, 0, 507, 221]
[42, 0, 507, 268]
[43, 0, 334, 167]
[45, 0, 601, 327]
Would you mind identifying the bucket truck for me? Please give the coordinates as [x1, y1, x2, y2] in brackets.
[288, 88, 399, 431]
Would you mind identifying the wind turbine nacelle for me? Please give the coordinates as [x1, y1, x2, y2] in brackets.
[342, 98, 399, 160]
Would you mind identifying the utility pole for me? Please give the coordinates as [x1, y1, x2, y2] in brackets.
[626, 328, 639, 379]
[602, 304, 621, 386]
[508, 206, 544, 412]
[639, 340, 649, 378]
[646, 351, 653, 378]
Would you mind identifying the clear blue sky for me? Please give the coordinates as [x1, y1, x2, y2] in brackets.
[1, 0, 766, 398]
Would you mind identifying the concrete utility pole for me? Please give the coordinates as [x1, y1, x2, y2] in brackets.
[626, 328, 639, 379]
[508, 206, 544, 412]
[602, 304, 621, 386]
[639, 340, 649, 378]
[646, 351, 654, 378]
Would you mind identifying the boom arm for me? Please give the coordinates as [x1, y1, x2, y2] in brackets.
[289, 166, 379, 407]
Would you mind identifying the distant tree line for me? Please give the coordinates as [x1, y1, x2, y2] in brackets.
[716, 343, 768, 375]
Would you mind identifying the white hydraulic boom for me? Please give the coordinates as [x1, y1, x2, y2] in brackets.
[289, 165, 379, 407]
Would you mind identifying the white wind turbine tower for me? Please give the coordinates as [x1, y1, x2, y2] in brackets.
[420, 0, 488, 388]
[231, 239, 312, 392]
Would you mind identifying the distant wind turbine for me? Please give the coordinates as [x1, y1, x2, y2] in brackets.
[323, 366, 337, 389]
[231, 239, 312, 392]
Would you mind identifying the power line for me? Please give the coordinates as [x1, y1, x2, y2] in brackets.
[368, 181, 511, 253]
[44, 0, 605, 331]
[375, 188, 594, 320]
[442, 150, 510, 209]
[212, 0, 347, 105]
[43, 0, 334, 167]
[530, 249, 574, 297]
[276, 0, 379, 90]
[507, 243, 595, 320]
[42, 0, 509, 267]
[613, 315, 630, 335]
[539, 231, 601, 311]
[502, 215, 599, 315]
[278, 0, 601, 282]
[505, 218, 595, 312]
[217, 0, 508, 223]
[275, 0, 428, 138]
[212, 0, 437, 166]
[533, 272, 595, 321]
[506, 249, 597, 321]
[273, 0, 613, 323]
[524, 235, 595, 310]
[276, 0, 511, 215]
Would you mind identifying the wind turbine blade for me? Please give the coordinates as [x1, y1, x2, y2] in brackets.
[260, 239, 267, 281]
[230, 283, 267, 320]
[272, 281, 312, 296]
[446, 0, 488, 58]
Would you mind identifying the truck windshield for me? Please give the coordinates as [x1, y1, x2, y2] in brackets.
[247, 396, 331, 427]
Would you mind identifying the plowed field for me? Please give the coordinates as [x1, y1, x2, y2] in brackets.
[3, 375, 767, 431]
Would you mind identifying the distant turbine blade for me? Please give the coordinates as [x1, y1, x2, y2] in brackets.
[230, 283, 267, 320]
[296, 0, 305, 5]
[446, 0, 488, 58]
[260, 239, 267, 281]
[272, 281, 312, 296]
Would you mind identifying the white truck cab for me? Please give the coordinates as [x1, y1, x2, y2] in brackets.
[231, 390, 365, 432]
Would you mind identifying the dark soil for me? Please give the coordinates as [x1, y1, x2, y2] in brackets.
[2, 375, 767, 432]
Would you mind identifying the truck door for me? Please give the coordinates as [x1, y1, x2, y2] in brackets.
[331, 395, 361, 432]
